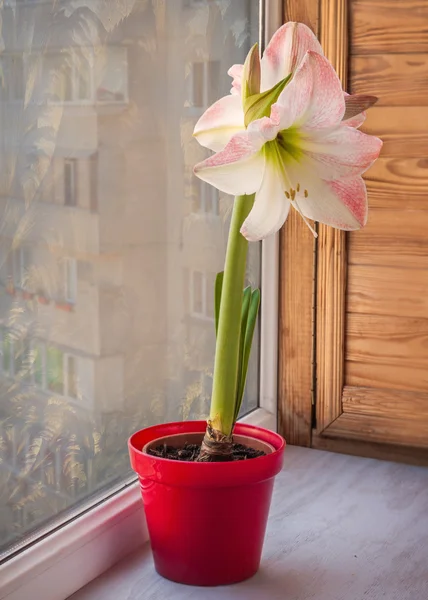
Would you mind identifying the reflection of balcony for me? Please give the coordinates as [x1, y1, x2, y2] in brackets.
[0, 197, 100, 255]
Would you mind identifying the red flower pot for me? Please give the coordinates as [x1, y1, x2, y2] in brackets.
[128, 420, 285, 586]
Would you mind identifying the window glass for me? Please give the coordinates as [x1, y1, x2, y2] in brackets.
[0, 0, 260, 559]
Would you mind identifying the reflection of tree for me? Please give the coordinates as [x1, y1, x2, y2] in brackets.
[0, 0, 140, 555]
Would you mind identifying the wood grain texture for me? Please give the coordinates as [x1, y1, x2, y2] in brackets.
[315, 0, 348, 433]
[346, 314, 428, 393]
[278, 210, 315, 447]
[347, 360, 428, 394]
[350, 54, 428, 106]
[342, 385, 428, 421]
[350, 0, 428, 55]
[283, 0, 318, 33]
[278, 0, 319, 447]
[348, 209, 428, 269]
[362, 107, 428, 157]
[365, 157, 428, 210]
[312, 433, 428, 466]
[346, 313, 428, 371]
[323, 412, 428, 448]
[347, 264, 428, 319]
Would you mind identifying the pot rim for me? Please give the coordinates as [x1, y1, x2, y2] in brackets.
[128, 421, 286, 488]
[142, 431, 276, 458]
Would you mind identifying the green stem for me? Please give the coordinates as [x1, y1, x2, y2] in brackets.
[209, 193, 255, 436]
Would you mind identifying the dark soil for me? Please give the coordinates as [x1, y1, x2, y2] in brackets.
[147, 442, 266, 462]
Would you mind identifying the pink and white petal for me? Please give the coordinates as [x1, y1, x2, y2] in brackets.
[301, 126, 383, 179]
[290, 173, 368, 230]
[343, 111, 366, 128]
[270, 56, 314, 130]
[228, 64, 243, 95]
[240, 160, 290, 241]
[275, 52, 345, 131]
[194, 131, 265, 196]
[260, 22, 323, 91]
[247, 115, 280, 141]
[342, 93, 366, 128]
[193, 94, 245, 152]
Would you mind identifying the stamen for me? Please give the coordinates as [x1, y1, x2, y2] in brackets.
[285, 191, 290, 199]
[304, 189, 308, 198]
[292, 197, 318, 238]
[296, 183, 300, 192]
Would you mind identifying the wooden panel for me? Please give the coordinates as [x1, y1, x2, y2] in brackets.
[342, 385, 428, 421]
[365, 157, 428, 210]
[347, 264, 428, 319]
[346, 313, 428, 371]
[322, 412, 428, 448]
[278, 0, 319, 447]
[362, 107, 428, 157]
[312, 432, 428, 466]
[350, 54, 428, 106]
[346, 313, 428, 392]
[283, 0, 318, 32]
[278, 210, 315, 446]
[349, 209, 428, 269]
[316, 0, 348, 433]
[351, 0, 428, 55]
[347, 360, 428, 394]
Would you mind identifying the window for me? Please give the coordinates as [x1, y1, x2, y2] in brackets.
[188, 60, 220, 109]
[0, 330, 32, 380]
[65, 354, 78, 399]
[43, 47, 128, 105]
[63, 257, 77, 303]
[191, 270, 216, 319]
[195, 179, 220, 215]
[0, 0, 260, 576]
[64, 159, 77, 207]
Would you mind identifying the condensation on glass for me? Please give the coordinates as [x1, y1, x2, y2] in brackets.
[0, 0, 260, 558]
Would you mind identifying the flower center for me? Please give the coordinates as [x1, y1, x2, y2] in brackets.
[284, 183, 309, 200]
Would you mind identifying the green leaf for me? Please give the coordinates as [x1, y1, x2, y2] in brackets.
[243, 74, 292, 127]
[234, 288, 260, 422]
[214, 271, 224, 337]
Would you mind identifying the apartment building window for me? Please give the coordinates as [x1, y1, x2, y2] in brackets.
[33, 342, 46, 388]
[64, 159, 77, 207]
[43, 47, 128, 104]
[47, 346, 64, 394]
[189, 60, 220, 109]
[63, 258, 77, 303]
[65, 354, 78, 399]
[195, 179, 220, 215]
[0, 330, 31, 380]
[59, 55, 93, 102]
[191, 270, 215, 319]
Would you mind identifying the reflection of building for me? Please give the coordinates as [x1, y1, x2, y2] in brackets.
[0, 0, 259, 550]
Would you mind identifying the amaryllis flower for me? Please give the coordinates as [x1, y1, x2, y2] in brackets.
[194, 22, 374, 154]
[193, 48, 382, 241]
